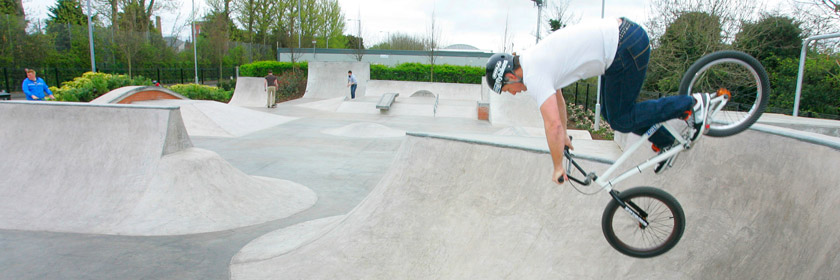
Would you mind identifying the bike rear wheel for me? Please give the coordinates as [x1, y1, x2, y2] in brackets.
[601, 187, 685, 258]
[679, 50, 770, 137]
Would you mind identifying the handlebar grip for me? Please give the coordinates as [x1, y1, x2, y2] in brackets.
[557, 177, 565, 184]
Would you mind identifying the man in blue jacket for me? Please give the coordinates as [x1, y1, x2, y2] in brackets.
[22, 69, 55, 101]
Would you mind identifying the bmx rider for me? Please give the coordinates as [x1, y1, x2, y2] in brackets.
[485, 17, 713, 184]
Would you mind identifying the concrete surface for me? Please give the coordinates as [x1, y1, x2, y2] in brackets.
[303, 61, 370, 99]
[135, 99, 297, 137]
[489, 89, 545, 128]
[228, 77, 269, 107]
[230, 128, 840, 279]
[366, 80, 482, 101]
[757, 112, 840, 137]
[3, 77, 840, 279]
[0, 101, 315, 235]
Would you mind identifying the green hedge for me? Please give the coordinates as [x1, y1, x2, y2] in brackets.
[239, 61, 484, 84]
[168, 84, 232, 103]
[370, 63, 483, 84]
[52, 72, 152, 102]
[239, 61, 308, 77]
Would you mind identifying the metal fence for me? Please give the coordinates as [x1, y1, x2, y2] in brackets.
[1, 66, 238, 93]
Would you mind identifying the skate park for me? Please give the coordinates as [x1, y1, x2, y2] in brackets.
[2, 61, 840, 279]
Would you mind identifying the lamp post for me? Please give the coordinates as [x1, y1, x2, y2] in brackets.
[532, 0, 544, 43]
[346, 18, 361, 49]
[85, 0, 96, 72]
[192, 0, 198, 84]
[312, 40, 316, 59]
[298, 0, 302, 48]
[593, 0, 605, 130]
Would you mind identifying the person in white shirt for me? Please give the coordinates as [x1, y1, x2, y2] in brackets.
[485, 17, 711, 184]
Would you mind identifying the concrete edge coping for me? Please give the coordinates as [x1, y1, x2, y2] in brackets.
[750, 123, 840, 150]
[406, 131, 616, 165]
[410, 123, 840, 165]
[0, 100, 181, 110]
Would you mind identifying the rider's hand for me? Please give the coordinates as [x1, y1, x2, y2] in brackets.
[563, 134, 574, 151]
[553, 166, 568, 185]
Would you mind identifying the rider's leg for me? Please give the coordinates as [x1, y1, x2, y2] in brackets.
[600, 19, 693, 147]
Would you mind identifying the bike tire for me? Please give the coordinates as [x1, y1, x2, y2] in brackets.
[601, 187, 685, 258]
[679, 50, 770, 137]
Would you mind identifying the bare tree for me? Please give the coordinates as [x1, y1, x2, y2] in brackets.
[371, 32, 424, 50]
[545, 0, 579, 34]
[425, 5, 442, 82]
[205, 0, 231, 81]
[789, 0, 840, 40]
[501, 11, 514, 53]
[645, 0, 763, 46]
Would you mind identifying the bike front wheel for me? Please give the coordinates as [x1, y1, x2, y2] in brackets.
[601, 187, 685, 258]
[679, 50, 770, 137]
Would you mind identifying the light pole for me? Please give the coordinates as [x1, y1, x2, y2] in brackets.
[346, 18, 361, 49]
[192, 0, 198, 84]
[86, 0, 95, 72]
[594, 0, 605, 130]
[532, 0, 544, 44]
[312, 40, 316, 59]
[297, 0, 302, 48]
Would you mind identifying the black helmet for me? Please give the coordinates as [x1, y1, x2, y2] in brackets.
[485, 53, 516, 94]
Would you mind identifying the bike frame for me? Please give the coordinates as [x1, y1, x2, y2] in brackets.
[564, 93, 729, 225]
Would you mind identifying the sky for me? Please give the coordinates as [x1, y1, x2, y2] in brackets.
[23, 0, 791, 53]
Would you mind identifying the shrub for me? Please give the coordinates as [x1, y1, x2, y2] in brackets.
[240, 61, 483, 84]
[370, 63, 483, 84]
[239, 61, 308, 77]
[275, 71, 307, 102]
[567, 102, 614, 140]
[52, 72, 152, 102]
[218, 78, 236, 92]
[167, 84, 232, 103]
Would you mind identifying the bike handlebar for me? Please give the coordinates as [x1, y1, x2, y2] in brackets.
[558, 136, 597, 185]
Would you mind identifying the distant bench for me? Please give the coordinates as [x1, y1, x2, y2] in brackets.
[376, 93, 399, 111]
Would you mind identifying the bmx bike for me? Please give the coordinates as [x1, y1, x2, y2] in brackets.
[560, 50, 770, 258]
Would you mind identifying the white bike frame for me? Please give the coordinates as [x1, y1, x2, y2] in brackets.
[569, 93, 730, 193]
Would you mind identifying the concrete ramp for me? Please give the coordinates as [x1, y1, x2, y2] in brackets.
[0, 101, 316, 235]
[136, 99, 298, 137]
[303, 61, 369, 99]
[489, 90, 544, 127]
[231, 130, 840, 279]
[367, 80, 482, 101]
[229, 77, 268, 107]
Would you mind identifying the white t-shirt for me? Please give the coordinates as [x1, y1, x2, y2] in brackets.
[520, 18, 620, 106]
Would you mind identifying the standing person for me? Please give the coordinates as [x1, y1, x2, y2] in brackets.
[22, 69, 56, 101]
[264, 70, 278, 108]
[485, 17, 712, 184]
[347, 70, 358, 99]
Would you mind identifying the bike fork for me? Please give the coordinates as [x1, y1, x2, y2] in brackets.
[609, 190, 650, 228]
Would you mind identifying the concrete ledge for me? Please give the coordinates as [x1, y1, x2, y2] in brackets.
[406, 131, 617, 165]
[376, 93, 399, 111]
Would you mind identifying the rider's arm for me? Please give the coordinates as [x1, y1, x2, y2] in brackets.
[43, 79, 54, 98]
[540, 91, 573, 184]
